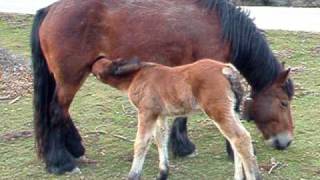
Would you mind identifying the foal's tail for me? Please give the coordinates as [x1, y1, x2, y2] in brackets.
[222, 65, 244, 113]
[31, 7, 53, 158]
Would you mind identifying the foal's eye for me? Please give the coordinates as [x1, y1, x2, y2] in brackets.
[280, 101, 289, 107]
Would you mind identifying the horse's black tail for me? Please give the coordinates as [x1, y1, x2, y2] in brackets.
[31, 7, 53, 159]
[169, 117, 196, 157]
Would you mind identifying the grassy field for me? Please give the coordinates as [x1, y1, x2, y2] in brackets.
[0, 14, 319, 180]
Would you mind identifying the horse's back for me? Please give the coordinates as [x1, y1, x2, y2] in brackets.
[40, 0, 229, 72]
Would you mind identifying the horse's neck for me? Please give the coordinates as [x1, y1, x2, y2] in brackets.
[230, 48, 282, 94]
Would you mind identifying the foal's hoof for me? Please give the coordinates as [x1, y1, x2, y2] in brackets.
[128, 172, 141, 180]
[156, 170, 169, 180]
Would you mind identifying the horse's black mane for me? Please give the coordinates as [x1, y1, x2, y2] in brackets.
[198, 0, 294, 98]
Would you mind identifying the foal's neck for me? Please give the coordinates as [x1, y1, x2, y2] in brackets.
[107, 74, 136, 91]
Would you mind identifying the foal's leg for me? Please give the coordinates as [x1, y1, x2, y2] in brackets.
[206, 107, 260, 180]
[153, 117, 169, 180]
[128, 112, 158, 180]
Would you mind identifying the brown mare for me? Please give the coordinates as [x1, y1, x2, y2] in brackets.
[31, 0, 294, 174]
[91, 57, 260, 180]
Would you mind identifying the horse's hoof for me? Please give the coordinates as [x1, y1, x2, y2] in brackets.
[187, 149, 198, 158]
[46, 159, 77, 175]
[68, 167, 82, 174]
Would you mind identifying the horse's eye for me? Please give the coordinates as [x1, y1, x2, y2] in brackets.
[280, 101, 288, 107]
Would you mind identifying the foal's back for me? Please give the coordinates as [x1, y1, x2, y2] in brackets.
[129, 59, 234, 116]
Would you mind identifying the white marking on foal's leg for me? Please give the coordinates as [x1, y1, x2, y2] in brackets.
[153, 117, 169, 179]
[128, 133, 153, 180]
[128, 113, 157, 180]
[229, 110, 260, 180]
[233, 150, 245, 180]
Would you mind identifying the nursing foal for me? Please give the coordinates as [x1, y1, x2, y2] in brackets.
[91, 57, 260, 180]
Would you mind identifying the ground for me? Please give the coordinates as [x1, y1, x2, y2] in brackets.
[0, 13, 319, 180]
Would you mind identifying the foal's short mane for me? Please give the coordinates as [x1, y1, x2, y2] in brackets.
[198, 0, 294, 98]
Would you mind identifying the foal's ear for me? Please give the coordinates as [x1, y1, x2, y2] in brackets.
[111, 57, 142, 76]
[275, 68, 291, 86]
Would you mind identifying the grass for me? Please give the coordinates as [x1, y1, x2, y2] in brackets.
[0, 14, 320, 180]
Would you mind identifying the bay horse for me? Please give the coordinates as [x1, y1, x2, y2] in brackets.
[91, 57, 261, 180]
[31, 0, 294, 174]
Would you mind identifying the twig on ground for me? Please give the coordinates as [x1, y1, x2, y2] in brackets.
[1, 130, 32, 141]
[0, 96, 10, 100]
[112, 134, 134, 143]
[86, 130, 107, 135]
[268, 162, 281, 174]
[76, 156, 98, 164]
[8, 96, 21, 104]
[122, 104, 127, 114]
[268, 157, 281, 174]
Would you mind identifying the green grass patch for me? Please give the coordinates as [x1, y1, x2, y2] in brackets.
[0, 14, 319, 179]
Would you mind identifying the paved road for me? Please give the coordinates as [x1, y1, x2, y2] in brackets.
[243, 6, 320, 32]
[0, 0, 319, 32]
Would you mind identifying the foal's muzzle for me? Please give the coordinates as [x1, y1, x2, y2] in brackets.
[266, 132, 293, 150]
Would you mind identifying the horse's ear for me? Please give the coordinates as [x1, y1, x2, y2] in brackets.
[111, 57, 142, 76]
[281, 61, 286, 69]
[275, 68, 291, 86]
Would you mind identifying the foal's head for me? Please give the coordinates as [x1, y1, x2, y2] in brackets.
[245, 69, 294, 150]
[91, 57, 142, 90]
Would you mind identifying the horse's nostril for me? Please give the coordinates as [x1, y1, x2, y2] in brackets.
[273, 139, 291, 150]
[286, 140, 292, 147]
[267, 132, 293, 150]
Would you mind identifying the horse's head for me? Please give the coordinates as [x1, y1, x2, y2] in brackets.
[244, 68, 294, 150]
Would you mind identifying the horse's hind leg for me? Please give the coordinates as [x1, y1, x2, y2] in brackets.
[55, 84, 86, 159]
[153, 116, 169, 180]
[45, 83, 85, 174]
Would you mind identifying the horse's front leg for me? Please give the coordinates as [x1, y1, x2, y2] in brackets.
[128, 112, 158, 180]
[169, 117, 195, 157]
[153, 116, 169, 180]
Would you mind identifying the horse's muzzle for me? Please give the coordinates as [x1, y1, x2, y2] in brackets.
[265, 132, 293, 150]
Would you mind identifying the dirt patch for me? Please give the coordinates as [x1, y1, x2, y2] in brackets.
[312, 45, 320, 56]
[0, 130, 33, 141]
[0, 48, 32, 99]
[0, 12, 33, 29]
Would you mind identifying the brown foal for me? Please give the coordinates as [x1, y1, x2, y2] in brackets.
[91, 57, 261, 180]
